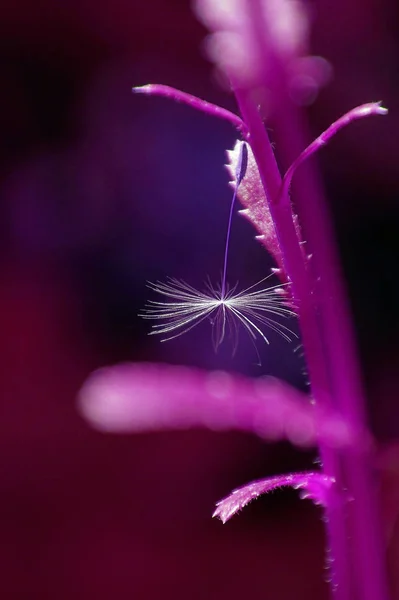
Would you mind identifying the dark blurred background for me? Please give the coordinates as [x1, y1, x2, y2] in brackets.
[1, 0, 399, 598]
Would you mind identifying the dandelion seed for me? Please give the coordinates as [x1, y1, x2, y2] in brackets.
[141, 274, 296, 350]
[141, 141, 297, 351]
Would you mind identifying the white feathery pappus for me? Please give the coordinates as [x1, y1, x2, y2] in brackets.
[140, 141, 297, 353]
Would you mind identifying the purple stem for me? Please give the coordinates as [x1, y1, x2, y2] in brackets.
[273, 96, 389, 600]
[238, 1, 389, 596]
[234, 86, 351, 600]
[133, 84, 247, 134]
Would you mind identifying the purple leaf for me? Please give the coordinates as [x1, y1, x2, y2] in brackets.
[133, 84, 246, 133]
[226, 140, 303, 283]
[213, 471, 336, 523]
[279, 102, 388, 204]
[226, 141, 284, 274]
[78, 362, 359, 449]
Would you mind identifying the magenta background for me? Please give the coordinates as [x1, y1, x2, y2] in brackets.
[0, 1, 399, 598]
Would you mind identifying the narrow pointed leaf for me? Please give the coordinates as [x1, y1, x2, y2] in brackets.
[279, 102, 388, 203]
[213, 471, 336, 523]
[133, 84, 246, 132]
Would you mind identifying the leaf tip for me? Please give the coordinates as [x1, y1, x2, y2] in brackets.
[132, 84, 153, 94]
[376, 103, 388, 115]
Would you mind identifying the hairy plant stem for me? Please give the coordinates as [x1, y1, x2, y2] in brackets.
[234, 90, 389, 600]
[235, 87, 351, 599]
[236, 0, 390, 596]
[272, 94, 389, 600]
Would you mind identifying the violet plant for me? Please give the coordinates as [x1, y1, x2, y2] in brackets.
[78, 1, 391, 598]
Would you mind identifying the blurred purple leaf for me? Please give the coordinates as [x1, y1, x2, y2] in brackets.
[78, 362, 359, 449]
